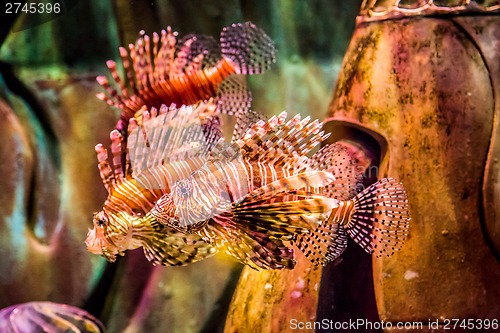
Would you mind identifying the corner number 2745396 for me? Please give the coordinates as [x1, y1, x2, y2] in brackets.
[5, 2, 61, 14]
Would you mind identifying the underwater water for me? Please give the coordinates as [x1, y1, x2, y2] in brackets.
[0, 0, 499, 332]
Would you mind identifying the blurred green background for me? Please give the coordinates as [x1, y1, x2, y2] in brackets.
[0, 1, 362, 332]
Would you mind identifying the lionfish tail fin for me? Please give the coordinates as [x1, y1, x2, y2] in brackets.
[309, 143, 363, 200]
[220, 22, 276, 75]
[346, 178, 411, 257]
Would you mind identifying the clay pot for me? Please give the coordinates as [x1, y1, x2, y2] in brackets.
[325, 7, 500, 330]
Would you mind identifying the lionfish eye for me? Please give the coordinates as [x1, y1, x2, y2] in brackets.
[175, 179, 192, 197]
[93, 212, 108, 228]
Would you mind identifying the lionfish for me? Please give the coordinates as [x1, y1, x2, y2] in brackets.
[86, 101, 411, 269]
[96, 21, 275, 133]
[86, 102, 219, 266]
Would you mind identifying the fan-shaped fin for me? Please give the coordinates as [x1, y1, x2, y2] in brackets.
[220, 22, 276, 75]
[178, 33, 221, 68]
[216, 74, 252, 116]
[343, 178, 411, 257]
[309, 143, 363, 200]
[294, 222, 348, 266]
[203, 215, 296, 270]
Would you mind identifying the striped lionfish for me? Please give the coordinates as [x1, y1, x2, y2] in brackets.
[86, 102, 219, 266]
[96, 21, 275, 133]
[86, 101, 411, 269]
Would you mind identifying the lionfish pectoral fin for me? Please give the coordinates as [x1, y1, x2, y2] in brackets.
[294, 223, 348, 266]
[215, 74, 252, 117]
[142, 233, 216, 266]
[309, 143, 364, 200]
[246, 232, 295, 270]
[220, 22, 276, 75]
[207, 220, 295, 270]
[177, 33, 222, 68]
[344, 178, 411, 257]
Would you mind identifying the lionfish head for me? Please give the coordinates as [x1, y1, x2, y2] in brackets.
[85, 210, 131, 262]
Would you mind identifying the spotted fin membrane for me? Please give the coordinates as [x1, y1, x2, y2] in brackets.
[344, 178, 410, 257]
[231, 109, 268, 144]
[293, 143, 362, 265]
[139, 213, 217, 267]
[295, 146, 410, 265]
[294, 180, 410, 266]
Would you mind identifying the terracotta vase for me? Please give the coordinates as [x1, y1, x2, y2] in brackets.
[225, 1, 499, 332]
[325, 1, 500, 330]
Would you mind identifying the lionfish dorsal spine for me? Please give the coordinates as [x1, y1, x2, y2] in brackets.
[95, 144, 115, 193]
[116, 47, 135, 95]
[109, 130, 125, 183]
[126, 102, 221, 180]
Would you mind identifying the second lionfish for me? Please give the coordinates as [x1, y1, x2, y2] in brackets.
[86, 101, 411, 269]
[96, 21, 275, 133]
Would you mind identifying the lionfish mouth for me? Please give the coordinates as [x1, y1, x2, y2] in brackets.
[85, 228, 117, 262]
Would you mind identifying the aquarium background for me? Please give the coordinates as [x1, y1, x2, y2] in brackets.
[1, 0, 499, 332]
[0, 1, 365, 332]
